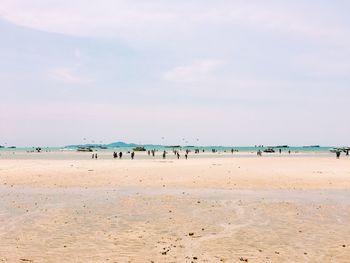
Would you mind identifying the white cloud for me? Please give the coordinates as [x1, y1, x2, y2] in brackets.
[163, 59, 224, 83]
[1, 1, 350, 146]
[49, 66, 90, 84]
[0, 0, 349, 48]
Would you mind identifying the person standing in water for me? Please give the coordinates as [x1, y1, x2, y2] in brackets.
[336, 150, 341, 159]
[162, 151, 166, 159]
[177, 152, 180, 159]
[119, 152, 123, 159]
[131, 152, 135, 160]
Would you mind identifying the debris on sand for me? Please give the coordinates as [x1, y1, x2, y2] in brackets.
[161, 248, 170, 255]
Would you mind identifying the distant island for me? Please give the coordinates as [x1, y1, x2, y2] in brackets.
[65, 141, 162, 149]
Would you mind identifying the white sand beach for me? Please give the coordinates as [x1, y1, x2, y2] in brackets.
[0, 152, 350, 262]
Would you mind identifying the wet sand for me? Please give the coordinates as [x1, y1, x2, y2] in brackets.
[0, 152, 350, 262]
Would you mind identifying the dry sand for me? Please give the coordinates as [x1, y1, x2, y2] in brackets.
[0, 152, 350, 262]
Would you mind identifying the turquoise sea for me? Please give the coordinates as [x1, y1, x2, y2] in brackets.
[0, 145, 335, 153]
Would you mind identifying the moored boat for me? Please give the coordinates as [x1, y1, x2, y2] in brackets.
[264, 148, 275, 153]
[77, 147, 93, 152]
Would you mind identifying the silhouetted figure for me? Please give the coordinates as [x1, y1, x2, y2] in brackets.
[346, 150, 349, 156]
[288, 150, 291, 154]
[162, 151, 166, 159]
[336, 151, 341, 159]
[279, 149, 282, 154]
[131, 152, 135, 160]
[185, 154, 188, 159]
[186, 149, 189, 155]
[92, 153, 94, 159]
[257, 150, 262, 157]
[231, 149, 234, 154]
[113, 152, 117, 158]
[95, 153, 98, 159]
[152, 150, 155, 157]
[177, 152, 180, 159]
[148, 150, 150, 156]
[119, 152, 123, 159]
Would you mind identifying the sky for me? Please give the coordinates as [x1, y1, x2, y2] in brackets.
[0, 0, 349, 147]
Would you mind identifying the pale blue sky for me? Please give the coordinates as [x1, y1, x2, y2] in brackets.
[0, 0, 349, 147]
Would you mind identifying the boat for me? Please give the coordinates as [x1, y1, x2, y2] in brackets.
[303, 145, 320, 148]
[330, 147, 350, 153]
[133, 146, 146, 151]
[77, 147, 93, 152]
[263, 148, 275, 153]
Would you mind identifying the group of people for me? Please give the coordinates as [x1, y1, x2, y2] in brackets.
[257, 149, 291, 156]
[147, 150, 156, 157]
[171, 150, 188, 159]
[255, 148, 348, 159]
[109, 149, 190, 160]
[113, 152, 123, 159]
[336, 150, 349, 159]
[94, 148, 349, 160]
[112, 151, 135, 159]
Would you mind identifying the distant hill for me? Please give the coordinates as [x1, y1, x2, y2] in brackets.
[65, 141, 161, 148]
[106, 141, 138, 147]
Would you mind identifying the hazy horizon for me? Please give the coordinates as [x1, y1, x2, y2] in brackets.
[0, 140, 342, 149]
[1, 1, 349, 147]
